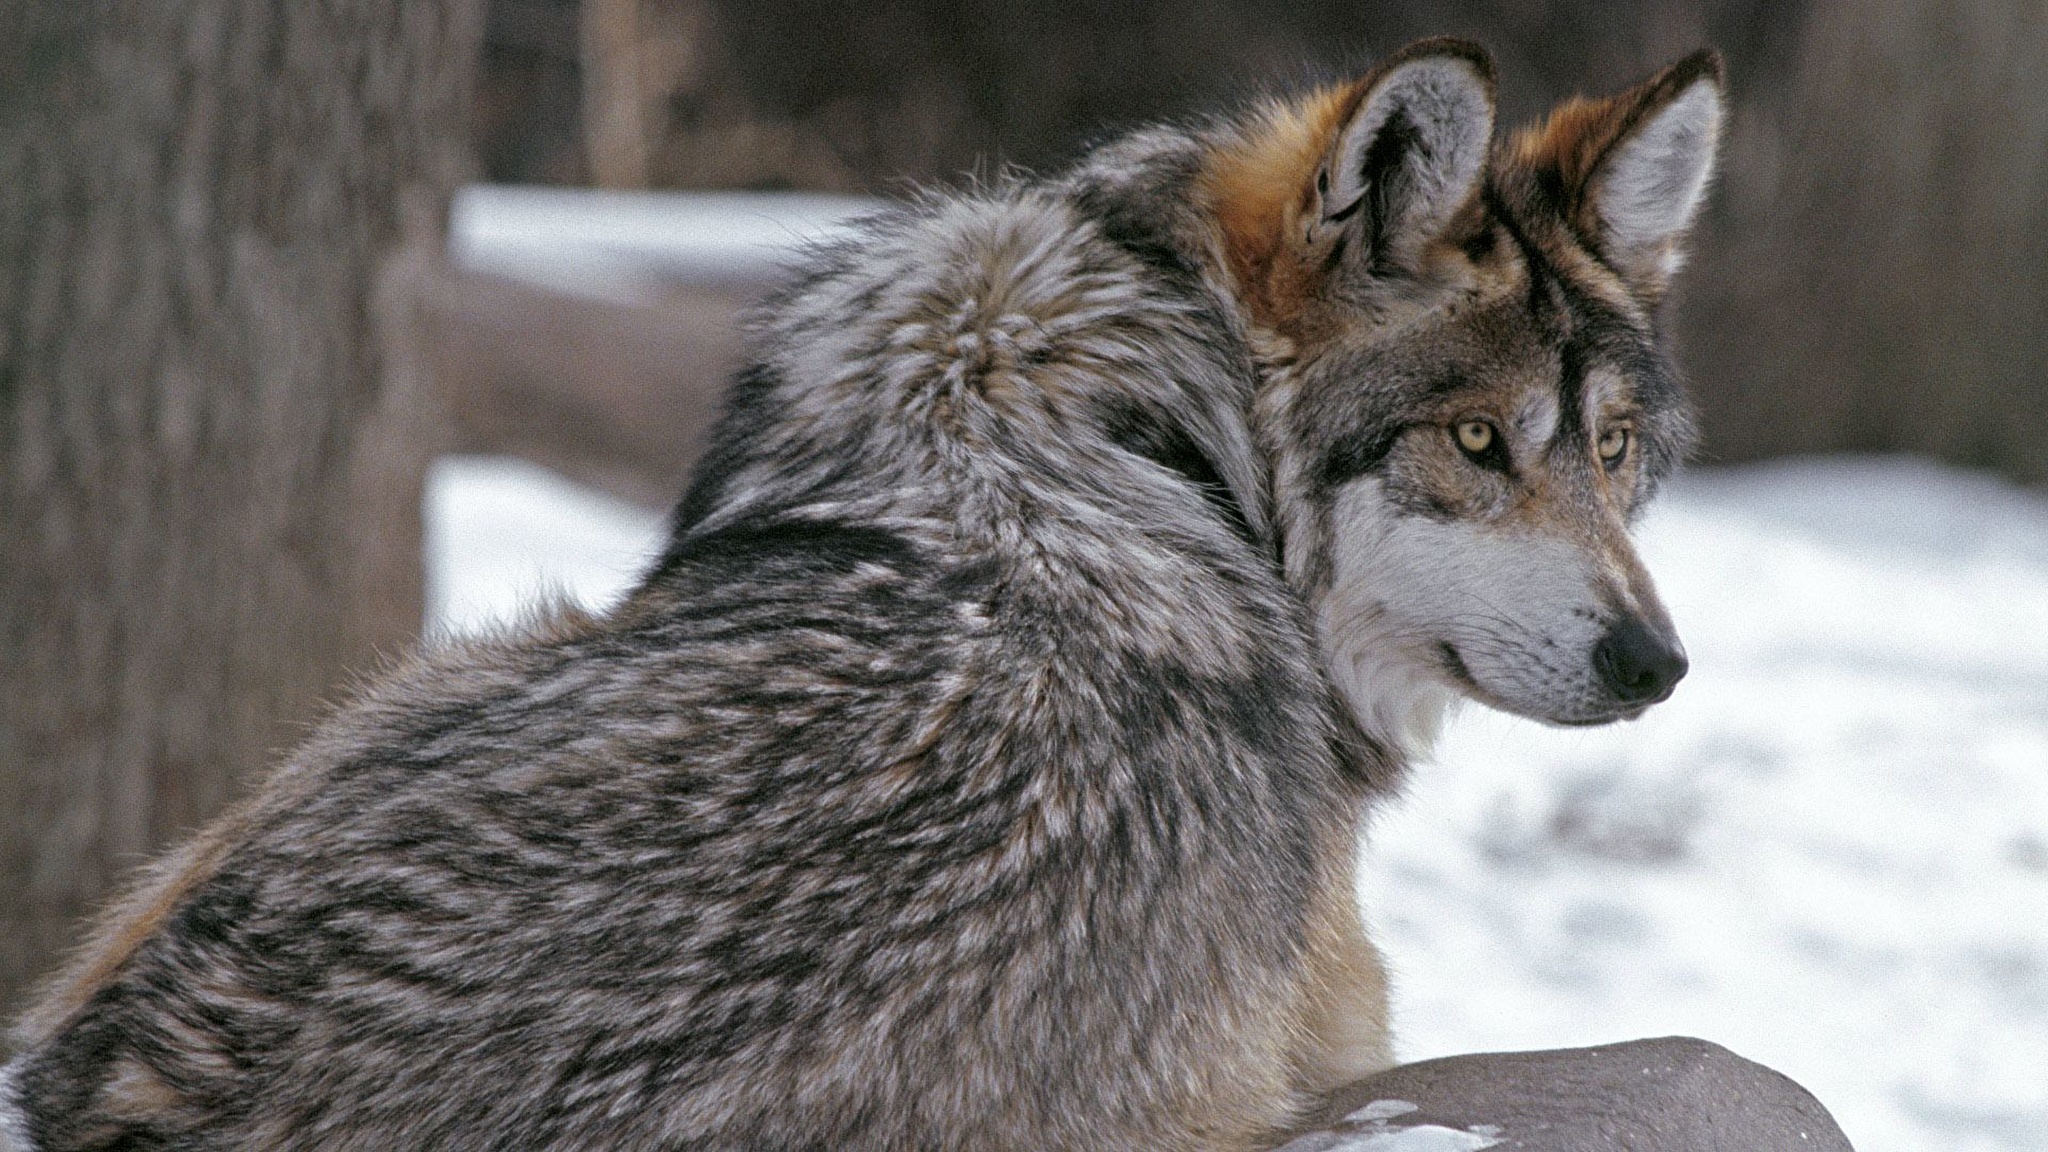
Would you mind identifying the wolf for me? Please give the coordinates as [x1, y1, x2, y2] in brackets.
[2, 38, 1720, 1152]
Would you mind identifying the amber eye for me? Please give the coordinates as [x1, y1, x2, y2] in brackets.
[1454, 420, 1496, 455]
[1597, 426, 1631, 465]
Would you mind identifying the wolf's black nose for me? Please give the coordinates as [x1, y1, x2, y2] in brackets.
[1593, 616, 1688, 705]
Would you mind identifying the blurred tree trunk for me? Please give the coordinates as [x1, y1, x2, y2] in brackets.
[1680, 0, 2048, 481]
[0, 0, 480, 1029]
[582, 0, 652, 187]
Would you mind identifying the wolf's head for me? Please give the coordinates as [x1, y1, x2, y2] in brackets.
[1202, 40, 1723, 755]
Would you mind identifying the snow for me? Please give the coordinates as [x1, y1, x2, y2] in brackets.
[1275, 1098, 1503, 1152]
[449, 186, 882, 303]
[423, 456, 667, 638]
[423, 454, 2048, 1152]
[1280, 1122, 1502, 1152]
[1347, 1100, 1424, 1123]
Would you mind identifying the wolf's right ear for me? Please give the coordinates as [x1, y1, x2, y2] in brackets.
[1581, 51, 1725, 294]
[1314, 39, 1496, 274]
[1514, 49, 1725, 300]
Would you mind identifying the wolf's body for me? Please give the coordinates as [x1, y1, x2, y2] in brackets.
[3, 40, 1721, 1152]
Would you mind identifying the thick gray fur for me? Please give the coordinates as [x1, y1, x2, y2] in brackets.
[4, 39, 1722, 1152]
[5, 143, 1373, 1152]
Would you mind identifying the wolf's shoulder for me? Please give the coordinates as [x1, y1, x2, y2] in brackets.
[672, 150, 1268, 561]
[759, 177, 1213, 362]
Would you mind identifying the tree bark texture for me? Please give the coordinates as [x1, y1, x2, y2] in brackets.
[0, 0, 481, 1028]
[1679, 0, 2048, 481]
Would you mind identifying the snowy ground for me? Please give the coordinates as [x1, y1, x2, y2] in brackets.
[424, 454, 2048, 1152]
[450, 185, 879, 302]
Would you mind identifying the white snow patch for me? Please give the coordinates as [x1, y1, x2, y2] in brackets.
[424, 454, 2048, 1152]
[450, 186, 881, 303]
[1325, 1126, 1500, 1151]
[1279, 1122, 1501, 1152]
[1346, 1099, 1421, 1124]
[422, 456, 665, 639]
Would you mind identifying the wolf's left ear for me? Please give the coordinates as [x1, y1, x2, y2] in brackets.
[1316, 39, 1496, 274]
[1579, 50, 1726, 293]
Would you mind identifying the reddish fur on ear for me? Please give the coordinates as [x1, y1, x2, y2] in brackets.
[1201, 38, 1495, 333]
[1202, 84, 1356, 330]
[1510, 49, 1725, 260]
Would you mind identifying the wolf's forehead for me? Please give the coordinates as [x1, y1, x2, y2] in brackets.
[1480, 168, 1643, 313]
[1514, 389, 1561, 442]
[1460, 361, 1616, 440]
[1399, 296, 1655, 462]
[1458, 222, 1664, 406]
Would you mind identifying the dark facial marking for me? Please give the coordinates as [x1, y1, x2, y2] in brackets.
[1557, 339, 1590, 455]
[1315, 424, 1406, 491]
[1481, 184, 1562, 321]
[1554, 298, 1667, 473]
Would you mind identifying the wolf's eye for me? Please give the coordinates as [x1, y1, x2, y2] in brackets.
[1454, 420, 1496, 457]
[1597, 426, 1631, 466]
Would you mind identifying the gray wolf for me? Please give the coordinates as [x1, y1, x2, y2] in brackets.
[3, 38, 1720, 1151]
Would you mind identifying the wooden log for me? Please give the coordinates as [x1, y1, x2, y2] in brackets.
[422, 267, 748, 508]
[428, 188, 876, 507]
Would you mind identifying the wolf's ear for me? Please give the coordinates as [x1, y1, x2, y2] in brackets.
[1314, 39, 1496, 274]
[1577, 50, 1725, 293]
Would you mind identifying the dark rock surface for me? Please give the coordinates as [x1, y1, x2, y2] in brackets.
[1280, 1037, 1855, 1151]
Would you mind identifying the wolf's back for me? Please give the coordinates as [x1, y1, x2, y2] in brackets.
[1, 177, 1347, 1152]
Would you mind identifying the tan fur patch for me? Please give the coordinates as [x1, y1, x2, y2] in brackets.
[1291, 840, 1394, 1094]
[1199, 85, 1355, 329]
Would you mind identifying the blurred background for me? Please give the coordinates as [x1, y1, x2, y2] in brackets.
[3, 1, 2044, 1149]
[465, 0, 2048, 486]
